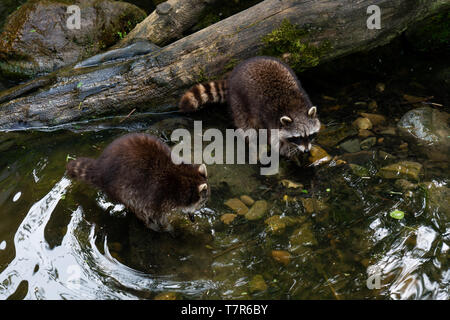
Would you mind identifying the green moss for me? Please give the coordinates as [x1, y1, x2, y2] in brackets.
[407, 10, 450, 52]
[261, 19, 331, 72]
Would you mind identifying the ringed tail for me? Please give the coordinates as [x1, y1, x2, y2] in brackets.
[66, 157, 98, 185]
[179, 80, 228, 112]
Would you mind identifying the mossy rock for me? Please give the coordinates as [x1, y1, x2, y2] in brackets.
[0, 0, 146, 78]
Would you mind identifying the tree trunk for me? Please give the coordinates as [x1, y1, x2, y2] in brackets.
[0, 0, 448, 129]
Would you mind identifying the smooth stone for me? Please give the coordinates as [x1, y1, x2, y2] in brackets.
[339, 139, 361, 153]
[360, 113, 386, 126]
[308, 145, 332, 165]
[300, 198, 328, 214]
[360, 137, 377, 150]
[249, 275, 268, 293]
[353, 117, 373, 130]
[358, 129, 374, 138]
[349, 163, 370, 177]
[240, 195, 255, 206]
[245, 200, 268, 220]
[271, 250, 291, 265]
[378, 161, 423, 181]
[397, 107, 450, 161]
[221, 213, 237, 225]
[224, 198, 249, 215]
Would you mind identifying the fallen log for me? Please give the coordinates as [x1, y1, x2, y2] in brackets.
[118, 0, 219, 47]
[0, 0, 448, 130]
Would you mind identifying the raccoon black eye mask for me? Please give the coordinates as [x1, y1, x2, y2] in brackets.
[179, 56, 320, 157]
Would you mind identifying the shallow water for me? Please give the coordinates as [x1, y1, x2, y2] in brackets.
[0, 41, 449, 299]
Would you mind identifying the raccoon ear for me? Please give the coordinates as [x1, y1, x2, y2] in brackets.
[280, 116, 292, 126]
[308, 106, 317, 117]
[198, 164, 207, 177]
[198, 183, 208, 193]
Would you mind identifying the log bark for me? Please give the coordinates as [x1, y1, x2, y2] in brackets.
[0, 0, 448, 130]
[118, 0, 219, 47]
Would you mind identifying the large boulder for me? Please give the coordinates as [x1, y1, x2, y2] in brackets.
[397, 107, 450, 161]
[0, 0, 146, 79]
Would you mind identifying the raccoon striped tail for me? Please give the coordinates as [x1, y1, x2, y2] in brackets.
[66, 157, 98, 185]
[179, 80, 228, 112]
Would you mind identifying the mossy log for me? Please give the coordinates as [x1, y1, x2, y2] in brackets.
[0, 0, 448, 129]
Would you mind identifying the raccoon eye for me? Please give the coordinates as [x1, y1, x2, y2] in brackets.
[309, 133, 317, 141]
[287, 136, 302, 145]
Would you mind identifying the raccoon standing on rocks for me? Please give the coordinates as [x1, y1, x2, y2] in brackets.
[66, 133, 209, 233]
[179, 56, 321, 157]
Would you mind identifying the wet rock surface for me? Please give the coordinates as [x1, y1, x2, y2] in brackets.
[397, 107, 450, 161]
[0, 0, 146, 78]
[378, 161, 423, 181]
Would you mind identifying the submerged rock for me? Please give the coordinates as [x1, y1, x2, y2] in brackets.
[245, 200, 268, 220]
[224, 198, 249, 215]
[240, 195, 255, 206]
[308, 145, 332, 165]
[289, 223, 318, 254]
[154, 291, 179, 300]
[349, 163, 370, 177]
[300, 198, 328, 214]
[249, 275, 268, 293]
[360, 137, 377, 150]
[394, 179, 417, 191]
[360, 113, 386, 127]
[0, 0, 146, 78]
[265, 215, 305, 235]
[419, 181, 450, 218]
[271, 250, 291, 265]
[339, 139, 361, 153]
[353, 117, 373, 130]
[221, 213, 237, 225]
[397, 107, 450, 161]
[378, 161, 423, 181]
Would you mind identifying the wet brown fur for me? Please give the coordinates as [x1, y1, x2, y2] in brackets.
[66, 133, 209, 232]
[179, 56, 320, 156]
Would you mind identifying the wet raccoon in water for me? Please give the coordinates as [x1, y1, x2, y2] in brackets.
[179, 56, 321, 157]
[66, 133, 209, 233]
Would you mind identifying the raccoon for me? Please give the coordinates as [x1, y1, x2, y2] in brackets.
[179, 56, 321, 157]
[66, 133, 209, 233]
